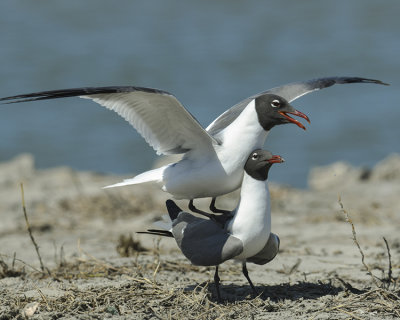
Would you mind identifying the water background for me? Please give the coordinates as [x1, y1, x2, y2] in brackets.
[0, 1, 399, 188]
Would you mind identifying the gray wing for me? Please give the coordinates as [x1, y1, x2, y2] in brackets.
[264, 77, 388, 102]
[0, 86, 219, 155]
[206, 77, 388, 135]
[171, 212, 243, 266]
[247, 233, 280, 265]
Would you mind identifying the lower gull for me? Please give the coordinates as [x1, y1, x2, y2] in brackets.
[140, 149, 283, 301]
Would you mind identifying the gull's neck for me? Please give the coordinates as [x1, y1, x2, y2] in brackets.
[216, 100, 268, 172]
[227, 172, 271, 246]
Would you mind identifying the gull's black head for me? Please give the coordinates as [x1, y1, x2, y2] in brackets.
[255, 94, 310, 131]
[244, 149, 285, 181]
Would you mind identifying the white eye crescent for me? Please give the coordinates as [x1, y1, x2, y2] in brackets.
[251, 153, 258, 160]
[271, 99, 280, 108]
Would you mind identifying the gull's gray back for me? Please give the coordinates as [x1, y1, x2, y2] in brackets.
[171, 212, 243, 266]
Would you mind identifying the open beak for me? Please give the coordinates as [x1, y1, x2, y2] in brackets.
[278, 109, 310, 130]
[268, 155, 285, 164]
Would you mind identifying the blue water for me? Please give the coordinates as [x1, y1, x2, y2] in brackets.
[0, 1, 399, 188]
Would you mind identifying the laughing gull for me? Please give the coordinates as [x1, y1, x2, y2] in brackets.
[140, 149, 284, 301]
[0, 77, 387, 217]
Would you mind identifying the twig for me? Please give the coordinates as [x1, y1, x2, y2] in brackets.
[12, 252, 16, 269]
[383, 237, 393, 289]
[153, 261, 161, 282]
[20, 183, 50, 275]
[338, 196, 380, 287]
[34, 285, 51, 311]
[0, 253, 41, 273]
[336, 307, 364, 320]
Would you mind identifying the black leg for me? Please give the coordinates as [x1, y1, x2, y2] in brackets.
[188, 199, 214, 219]
[242, 262, 257, 295]
[214, 265, 222, 302]
[189, 200, 229, 226]
[209, 197, 231, 215]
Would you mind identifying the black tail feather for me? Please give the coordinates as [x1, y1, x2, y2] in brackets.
[166, 199, 182, 221]
[137, 229, 173, 238]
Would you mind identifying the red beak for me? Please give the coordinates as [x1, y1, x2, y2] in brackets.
[268, 155, 285, 164]
[278, 109, 310, 130]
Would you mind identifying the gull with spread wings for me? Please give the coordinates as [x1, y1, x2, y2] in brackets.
[0, 77, 387, 217]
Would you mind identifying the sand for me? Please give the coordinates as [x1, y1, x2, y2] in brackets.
[0, 153, 399, 319]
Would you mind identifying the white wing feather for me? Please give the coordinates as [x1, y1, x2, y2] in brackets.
[82, 91, 218, 155]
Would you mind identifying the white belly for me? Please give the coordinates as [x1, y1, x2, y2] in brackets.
[162, 156, 244, 199]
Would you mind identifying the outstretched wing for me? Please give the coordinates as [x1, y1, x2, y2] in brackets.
[206, 77, 388, 135]
[263, 77, 388, 102]
[0, 86, 219, 155]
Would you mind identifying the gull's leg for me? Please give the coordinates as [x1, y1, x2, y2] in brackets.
[189, 200, 229, 226]
[189, 199, 230, 228]
[188, 199, 214, 219]
[214, 265, 222, 302]
[209, 197, 231, 216]
[242, 262, 257, 296]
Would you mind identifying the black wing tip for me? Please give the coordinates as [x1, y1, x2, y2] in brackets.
[302, 76, 390, 92]
[0, 86, 173, 104]
[166, 199, 182, 221]
[338, 77, 390, 86]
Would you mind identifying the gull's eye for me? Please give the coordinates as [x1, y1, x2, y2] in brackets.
[271, 99, 280, 108]
[251, 153, 258, 160]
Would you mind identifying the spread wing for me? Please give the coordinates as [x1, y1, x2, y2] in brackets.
[0, 86, 219, 155]
[264, 76, 388, 102]
[206, 76, 388, 135]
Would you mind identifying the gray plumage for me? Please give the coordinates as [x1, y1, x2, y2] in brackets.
[171, 211, 244, 266]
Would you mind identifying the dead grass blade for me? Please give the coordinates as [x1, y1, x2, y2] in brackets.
[20, 183, 50, 276]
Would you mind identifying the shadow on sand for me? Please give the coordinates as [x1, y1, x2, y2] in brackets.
[187, 280, 345, 303]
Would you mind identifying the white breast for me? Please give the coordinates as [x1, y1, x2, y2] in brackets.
[227, 173, 271, 260]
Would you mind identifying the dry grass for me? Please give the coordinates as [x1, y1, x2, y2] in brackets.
[309, 198, 400, 319]
[1, 236, 399, 319]
[0, 191, 399, 319]
[0, 255, 342, 319]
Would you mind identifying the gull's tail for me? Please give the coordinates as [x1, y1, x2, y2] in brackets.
[137, 205, 177, 237]
[137, 200, 183, 238]
[103, 166, 165, 189]
[137, 229, 173, 237]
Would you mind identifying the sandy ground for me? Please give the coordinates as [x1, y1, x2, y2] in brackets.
[0, 153, 399, 319]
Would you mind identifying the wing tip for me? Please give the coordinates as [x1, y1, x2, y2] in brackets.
[0, 86, 175, 105]
[347, 77, 389, 86]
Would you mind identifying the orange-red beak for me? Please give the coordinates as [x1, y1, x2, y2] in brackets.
[268, 155, 285, 164]
[278, 109, 310, 130]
